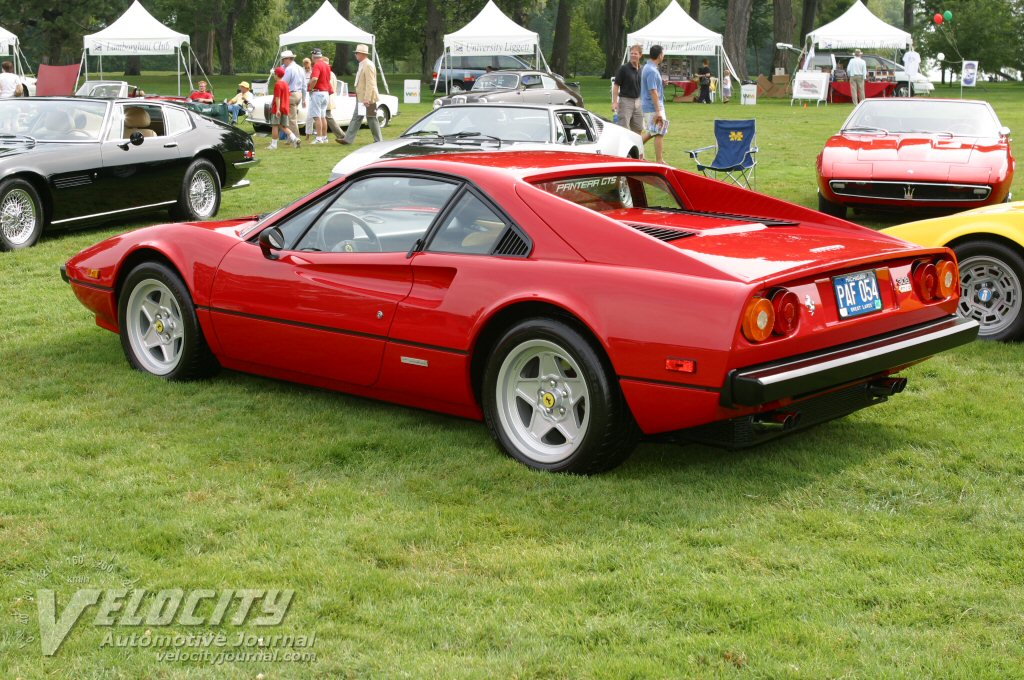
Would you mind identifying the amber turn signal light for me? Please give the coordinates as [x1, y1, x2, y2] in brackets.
[936, 260, 959, 298]
[770, 289, 800, 336]
[742, 297, 775, 342]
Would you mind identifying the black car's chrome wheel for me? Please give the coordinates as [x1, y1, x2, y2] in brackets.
[172, 159, 221, 221]
[0, 178, 44, 251]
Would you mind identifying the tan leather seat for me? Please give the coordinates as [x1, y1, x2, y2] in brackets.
[39, 110, 73, 137]
[124, 107, 157, 138]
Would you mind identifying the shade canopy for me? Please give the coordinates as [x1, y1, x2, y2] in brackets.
[627, 0, 722, 55]
[279, 0, 374, 47]
[806, 0, 911, 50]
[0, 25, 17, 53]
[444, 1, 539, 56]
[83, 1, 189, 55]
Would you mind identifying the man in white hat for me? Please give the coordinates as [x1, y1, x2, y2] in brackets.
[847, 49, 868, 106]
[279, 50, 305, 140]
[339, 44, 382, 145]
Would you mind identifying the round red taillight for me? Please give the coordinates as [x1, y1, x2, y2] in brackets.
[936, 260, 959, 298]
[912, 261, 940, 302]
[770, 289, 801, 336]
[742, 297, 775, 342]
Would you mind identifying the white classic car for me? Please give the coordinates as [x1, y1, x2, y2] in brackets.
[248, 80, 399, 133]
[329, 103, 644, 181]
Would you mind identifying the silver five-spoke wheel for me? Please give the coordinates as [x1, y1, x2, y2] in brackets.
[496, 339, 591, 464]
[124, 279, 186, 375]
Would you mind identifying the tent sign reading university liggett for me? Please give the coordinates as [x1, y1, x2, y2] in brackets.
[449, 41, 534, 56]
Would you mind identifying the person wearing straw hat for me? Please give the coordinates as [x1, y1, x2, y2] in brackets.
[225, 81, 253, 124]
[338, 44, 382, 145]
[279, 49, 305, 141]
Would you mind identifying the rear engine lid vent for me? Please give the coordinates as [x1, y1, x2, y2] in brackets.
[628, 223, 696, 242]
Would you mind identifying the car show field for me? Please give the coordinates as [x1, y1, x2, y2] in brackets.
[2, 74, 1024, 677]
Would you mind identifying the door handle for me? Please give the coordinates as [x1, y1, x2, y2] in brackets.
[163, 142, 178, 148]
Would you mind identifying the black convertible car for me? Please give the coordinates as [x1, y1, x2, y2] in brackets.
[0, 97, 257, 251]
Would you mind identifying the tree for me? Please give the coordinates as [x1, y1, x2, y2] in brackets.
[690, 0, 701, 21]
[773, 0, 796, 72]
[919, 0, 1024, 76]
[602, 0, 628, 78]
[333, 0, 352, 77]
[903, 0, 914, 32]
[724, 0, 755, 79]
[218, 0, 250, 75]
[799, 0, 817, 41]
[569, 5, 604, 76]
[550, 0, 572, 75]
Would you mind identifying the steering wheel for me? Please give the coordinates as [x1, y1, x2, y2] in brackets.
[326, 212, 383, 253]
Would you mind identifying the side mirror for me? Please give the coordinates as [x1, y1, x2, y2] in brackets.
[259, 226, 285, 260]
[999, 126, 1011, 137]
[570, 129, 588, 145]
[130, 131, 145, 146]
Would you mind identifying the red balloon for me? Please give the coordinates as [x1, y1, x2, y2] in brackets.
[934, 12, 944, 24]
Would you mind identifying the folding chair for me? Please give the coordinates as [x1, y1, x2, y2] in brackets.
[687, 119, 758, 189]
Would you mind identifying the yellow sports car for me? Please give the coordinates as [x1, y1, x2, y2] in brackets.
[883, 202, 1024, 341]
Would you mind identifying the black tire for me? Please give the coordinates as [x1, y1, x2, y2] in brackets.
[952, 239, 1024, 341]
[0, 177, 45, 251]
[627, 147, 641, 159]
[118, 261, 219, 380]
[818, 191, 847, 219]
[482, 318, 640, 474]
[252, 123, 271, 133]
[895, 84, 911, 97]
[171, 158, 221, 221]
[376, 105, 391, 128]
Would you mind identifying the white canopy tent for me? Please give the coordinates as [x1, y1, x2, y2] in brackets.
[436, 0, 551, 92]
[278, 0, 389, 93]
[81, 1, 193, 95]
[803, 0, 911, 64]
[1, 25, 33, 78]
[625, 0, 740, 100]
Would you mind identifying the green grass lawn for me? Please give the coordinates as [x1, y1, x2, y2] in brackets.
[2, 76, 1023, 678]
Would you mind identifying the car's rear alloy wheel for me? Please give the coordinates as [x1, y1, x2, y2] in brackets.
[483, 318, 639, 473]
[0, 178, 44, 251]
[118, 262, 218, 380]
[954, 240, 1024, 341]
[375, 105, 391, 128]
[172, 159, 221, 221]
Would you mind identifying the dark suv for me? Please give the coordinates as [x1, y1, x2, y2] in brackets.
[431, 54, 532, 92]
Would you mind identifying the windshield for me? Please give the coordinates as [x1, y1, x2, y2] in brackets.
[535, 174, 683, 213]
[472, 73, 521, 91]
[404, 106, 551, 143]
[844, 100, 1001, 137]
[0, 99, 108, 141]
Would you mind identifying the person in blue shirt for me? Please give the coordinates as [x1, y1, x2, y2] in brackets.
[640, 45, 668, 164]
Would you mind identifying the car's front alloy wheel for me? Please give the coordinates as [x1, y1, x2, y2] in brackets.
[483, 318, 639, 473]
[954, 240, 1024, 341]
[118, 262, 218, 380]
[0, 178, 44, 251]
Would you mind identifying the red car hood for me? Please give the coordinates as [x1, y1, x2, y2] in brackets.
[605, 208, 915, 282]
[821, 133, 1006, 183]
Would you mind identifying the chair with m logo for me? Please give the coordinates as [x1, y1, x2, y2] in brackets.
[687, 119, 758, 189]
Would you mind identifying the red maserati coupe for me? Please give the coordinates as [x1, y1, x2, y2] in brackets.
[63, 152, 978, 473]
[817, 98, 1014, 219]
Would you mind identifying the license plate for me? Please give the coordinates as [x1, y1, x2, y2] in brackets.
[833, 270, 883, 319]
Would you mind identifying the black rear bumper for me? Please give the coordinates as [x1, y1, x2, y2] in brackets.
[723, 315, 979, 408]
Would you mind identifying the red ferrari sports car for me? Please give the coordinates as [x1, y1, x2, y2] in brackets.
[817, 99, 1014, 219]
[63, 152, 978, 473]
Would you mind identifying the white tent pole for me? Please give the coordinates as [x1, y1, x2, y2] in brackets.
[99, 54, 103, 79]
[83, 49, 89, 84]
[177, 46, 180, 96]
[373, 44, 389, 94]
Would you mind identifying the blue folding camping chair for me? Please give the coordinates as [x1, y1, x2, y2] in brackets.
[687, 119, 758, 189]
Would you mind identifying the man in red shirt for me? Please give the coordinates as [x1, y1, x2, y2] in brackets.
[188, 80, 214, 103]
[269, 67, 299, 149]
[307, 47, 334, 144]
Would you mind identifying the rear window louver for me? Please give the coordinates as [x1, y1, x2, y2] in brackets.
[494, 228, 532, 257]
[628, 223, 696, 242]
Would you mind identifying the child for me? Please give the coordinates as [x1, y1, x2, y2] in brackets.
[723, 70, 732, 103]
[268, 67, 300, 149]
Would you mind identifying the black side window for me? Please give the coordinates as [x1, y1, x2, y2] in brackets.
[427, 192, 508, 255]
